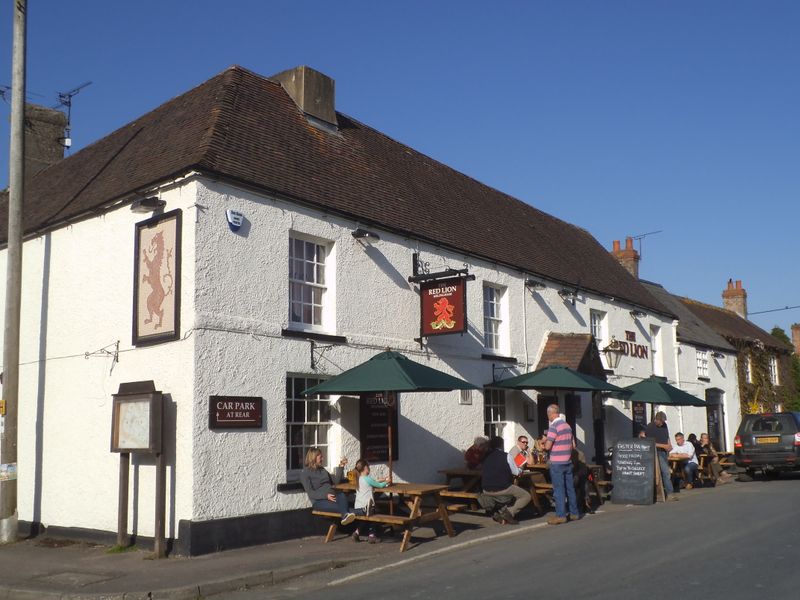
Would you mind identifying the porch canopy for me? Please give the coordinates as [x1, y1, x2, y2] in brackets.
[621, 376, 706, 407]
[303, 350, 477, 478]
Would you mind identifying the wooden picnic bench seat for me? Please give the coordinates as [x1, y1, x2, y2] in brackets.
[312, 510, 418, 552]
[438, 489, 481, 512]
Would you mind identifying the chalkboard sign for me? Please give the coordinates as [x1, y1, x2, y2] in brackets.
[359, 392, 399, 462]
[611, 438, 655, 505]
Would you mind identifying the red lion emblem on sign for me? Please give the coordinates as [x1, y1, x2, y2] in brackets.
[430, 297, 456, 330]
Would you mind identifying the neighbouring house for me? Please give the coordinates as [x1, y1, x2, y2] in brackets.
[639, 281, 739, 450]
[1, 65, 685, 554]
[680, 281, 797, 417]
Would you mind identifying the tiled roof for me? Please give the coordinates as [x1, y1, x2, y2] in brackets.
[679, 298, 792, 353]
[640, 281, 734, 352]
[0, 66, 671, 316]
[536, 333, 606, 379]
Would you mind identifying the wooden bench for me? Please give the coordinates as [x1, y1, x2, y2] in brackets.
[312, 510, 418, 552]
[438, 489, 481, 513]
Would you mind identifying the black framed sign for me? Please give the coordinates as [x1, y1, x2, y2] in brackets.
[359, 392, 399, 462]
[132, 209, 182, 346]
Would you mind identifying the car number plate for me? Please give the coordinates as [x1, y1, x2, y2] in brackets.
[756, 437, 780, 444]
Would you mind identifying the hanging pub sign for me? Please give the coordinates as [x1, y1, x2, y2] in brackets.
[419, 277, 468, 337]
[359, 392, 399, 462]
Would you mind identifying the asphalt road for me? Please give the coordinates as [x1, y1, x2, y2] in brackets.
[221, 474, 799, 600]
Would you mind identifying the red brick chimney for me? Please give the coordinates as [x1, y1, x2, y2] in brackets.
[611, 237, 640, 279]
[722, 279, 748, 320]
[791, 323, 800, 355]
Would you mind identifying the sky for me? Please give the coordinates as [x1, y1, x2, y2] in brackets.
[1, 1, 798, 335]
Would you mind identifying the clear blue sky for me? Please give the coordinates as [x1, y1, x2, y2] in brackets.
[2, 1, 798, 335]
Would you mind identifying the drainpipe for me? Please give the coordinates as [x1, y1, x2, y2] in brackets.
[672, 322, 684, 433]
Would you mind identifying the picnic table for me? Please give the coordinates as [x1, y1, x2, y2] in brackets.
[439, 467, 482, 492]
[320, 481, 455, 552]
[668, 455, 690, 487]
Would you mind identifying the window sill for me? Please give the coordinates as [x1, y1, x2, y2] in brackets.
[481, 353, 517, 364]
[276, 482, 305, 493]
[281, 329, 347, 344]
[697, 376, 711, 382]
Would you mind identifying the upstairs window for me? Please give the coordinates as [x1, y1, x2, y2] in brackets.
[289, 237, 327, 329]
[696, 350, 709, 378]
[744, 357, 752, 383]
[483, 285, 505, 352]
[769, 356, 779, 385]
[590, 309, 607, 346]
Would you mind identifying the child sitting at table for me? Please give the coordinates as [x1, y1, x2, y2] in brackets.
[353, 459, 390, 543]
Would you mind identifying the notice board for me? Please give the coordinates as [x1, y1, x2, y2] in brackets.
[611, 438, 655, 505]
[359, 392, 399, 462]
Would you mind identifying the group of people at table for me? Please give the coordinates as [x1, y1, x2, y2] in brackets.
[642, 410, 733, 500]
[297, 405, 732, 544]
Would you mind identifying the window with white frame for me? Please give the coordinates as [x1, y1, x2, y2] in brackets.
[696, 349, 709, 378]
[286, 375, 332, 477]
[483, 389, 507, 439]
[650, 325, 663, 376]
[769, 356, 779, 385]
[483, 285, 505, 351]
[289, 236, 328, 329]
[744, 356, 752, 383]
[590, 309, 607, 346]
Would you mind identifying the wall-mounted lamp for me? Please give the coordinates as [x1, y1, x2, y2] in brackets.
[602, 336, 624, 370]
[629, 309, 647, 319]
[525, 278, 546, 292]
[130, 196, 166, 213]
[352, 228, 380, 242]
[557, 288, 577, 305]
[711, 351, 725, 359]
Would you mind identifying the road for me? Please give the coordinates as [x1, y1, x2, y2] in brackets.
[219, 474, 799, 600]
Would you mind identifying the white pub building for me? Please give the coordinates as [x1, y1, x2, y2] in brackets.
[0, 66, 739, 553]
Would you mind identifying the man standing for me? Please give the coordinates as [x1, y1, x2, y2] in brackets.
[481, 436, 531, 525]
[671, 432, 699, 489]
[543, 404, 580, 525]
[645, 411, 677, 500]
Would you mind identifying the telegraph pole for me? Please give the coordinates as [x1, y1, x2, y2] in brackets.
[1, 0, 27, 544]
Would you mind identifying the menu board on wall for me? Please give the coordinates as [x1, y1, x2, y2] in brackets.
[632, 401, 647, 435]
[359, 392, 399, 462]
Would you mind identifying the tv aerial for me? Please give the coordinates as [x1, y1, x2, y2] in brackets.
[53, 81, 92, 149]
[630, 230, 663, 257]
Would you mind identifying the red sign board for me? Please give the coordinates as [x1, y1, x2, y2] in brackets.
[419, 277, 467, 337]
[209, 396, 263, 430]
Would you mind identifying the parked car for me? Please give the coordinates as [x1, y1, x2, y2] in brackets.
[734, 412, 800, 477]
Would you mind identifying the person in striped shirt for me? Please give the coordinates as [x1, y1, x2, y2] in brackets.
[543, 404, 580, 525]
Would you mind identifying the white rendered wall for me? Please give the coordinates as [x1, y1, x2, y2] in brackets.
[189, 178, 679, 520]
[0, 182, 197, 538]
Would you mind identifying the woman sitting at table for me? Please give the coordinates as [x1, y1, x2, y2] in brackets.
[698, 433, 733, 485]
[300, 448, 356, 525]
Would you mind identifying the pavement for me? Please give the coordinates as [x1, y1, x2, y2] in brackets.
[0, 471, 779, 600]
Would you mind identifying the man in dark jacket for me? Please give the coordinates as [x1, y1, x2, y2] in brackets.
[481, 436, 531, 524]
